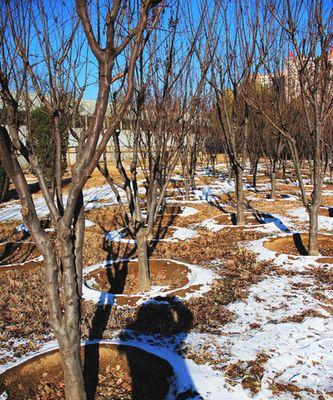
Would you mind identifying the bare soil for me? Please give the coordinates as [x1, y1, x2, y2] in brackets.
[321, 195, 333, 207]
[318, 207, 333, 217]
[0, 344, 172, 400]
[246, 198, 301, 213]
[264, 233, 333, 256]
[85, 259, 189, 295]
[214, 212, 262, 226]
[316, 257, 333, 264]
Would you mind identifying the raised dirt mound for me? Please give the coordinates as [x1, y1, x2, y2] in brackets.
[0, 343, 173, 400]
[85, 259, 189, 295]
[318, 207, 333, 217]
[264, 233, 333, 256]
[215, 212, 262, 226]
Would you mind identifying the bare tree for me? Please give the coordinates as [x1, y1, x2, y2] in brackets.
[0, 0, 161, 398]
[247, 0, 333, 255]
[250, 86, 286, 198]
[98, 3, 208, 291]
[205, 0, 262, 225]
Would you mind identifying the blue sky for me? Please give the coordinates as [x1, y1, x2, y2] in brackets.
[5, 0, 331, 101]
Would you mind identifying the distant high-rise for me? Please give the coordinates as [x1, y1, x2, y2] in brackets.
[283, 47, 333, 102]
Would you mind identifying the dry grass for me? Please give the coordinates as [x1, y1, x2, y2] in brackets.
[152, 227, 265, 265]
[223, 352, 270, 395]
[0, 263, 50, 363]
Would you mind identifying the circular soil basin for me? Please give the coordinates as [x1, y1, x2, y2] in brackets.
[0, 343, 173, 400]
[316, 257, 333, 264]
[172, 194, 197, 201]
[84, 259, 190, 305]
[318, 207, 333, 217]
[140, 205, 182, 217]
[249, 192, 296, 201]
[264, 233, 333, 256]
[85, 259, 189, 294]
[158, 204, 182, 216]
[83, 259, 214, 307]
[0, 241, 40, 269]
[323, 184, 333, 191]
[215, 212, 261, 226]
[321, 196, 333, 207]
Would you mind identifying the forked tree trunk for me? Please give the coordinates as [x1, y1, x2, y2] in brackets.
[136, 228, 151, 291]
[235, 165, 245, 225]
[43, 222, 86, 400]
[42, 250, 86, 400]
[308, 207, 319, 256]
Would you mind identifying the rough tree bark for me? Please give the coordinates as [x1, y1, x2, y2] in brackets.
[0, 0, 162, 398]
[136, 227, 151, 292]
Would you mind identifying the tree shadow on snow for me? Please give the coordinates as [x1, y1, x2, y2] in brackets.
[120, 297, 201, 400]
[84, 296, 201, 399]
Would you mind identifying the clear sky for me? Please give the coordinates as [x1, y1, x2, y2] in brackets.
[5, 0, 332, 101]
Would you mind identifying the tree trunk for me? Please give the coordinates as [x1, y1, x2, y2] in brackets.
[235, 165, 245, 225]
[0, 168, 9, 202]
[252, 160, 258, 188]
[307, 207, 319, 256]
[58, 338, 86, 400]
[308, 156, 314, 186]
[189, 144, 197, 190]
[190, 167, 196, 190]
[270, 171, 276, 199]
[136, 228, 151, 291]
[54, 114, 64, 213]
[184, 179, 190, 201]
[211, 155, 216, 173]
[183, 161, 190, 201]
[57, 228, 86, 400]
[74, 191, 85, 297]
[43, 248, 86, 400]
[282, 154, 287, 179]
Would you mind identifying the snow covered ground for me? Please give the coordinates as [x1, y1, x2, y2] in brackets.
[1, 171, 332, 399]
[0, 184, 144, 222]
[288, 207, 333, 231]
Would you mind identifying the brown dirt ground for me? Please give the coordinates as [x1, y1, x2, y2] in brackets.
[0, 261, 49, 360]
[0, 344, 172, 400]
[321, 195, 333, 207]
[318, 206, 333, 217]
[84, 259, 189, 294]
[275, 183, 300, 195]
[5, 163, 145, 201]
[316, 257, 333, 264]
[246, 198, 302, 213]
[0, 221, 268, 364]
[213, 212, 261, 226]
[264, 233, 333, 256]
